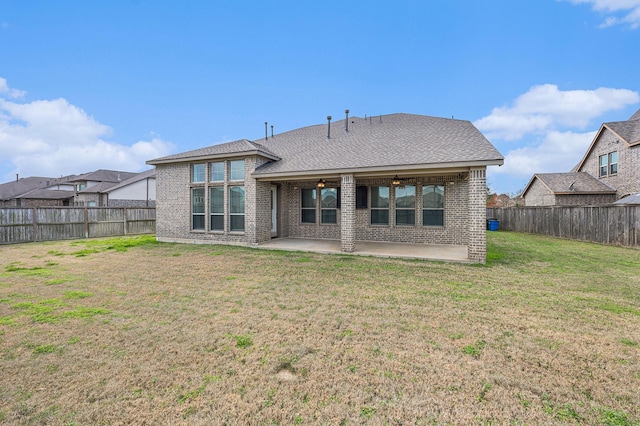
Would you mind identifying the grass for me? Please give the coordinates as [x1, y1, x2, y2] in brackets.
[0, 233, 638, 424]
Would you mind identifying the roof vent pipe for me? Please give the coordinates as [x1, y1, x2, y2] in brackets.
[271, 125, 274, 139]
[264, 122, 268, 141]
[16, 173, 19, 182]
[327, 116, 332, 139]
[345, 109, 349, 132]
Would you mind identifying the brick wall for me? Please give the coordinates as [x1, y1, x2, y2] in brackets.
[524, 178, 557, 206]
[155, 156, 271, 245]
[555, 194, 616, 206]
[108, 199, 156, 207]
[282, 173, 472, 247]
[467, 168, 486, 263]
[340, 174, 356, 252]
[156, 163, 487, 262]
[579, 128, 640, 198]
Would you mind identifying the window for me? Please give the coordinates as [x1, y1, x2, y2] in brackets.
[229, 186, 245, 231]
[210, 162, 224, 182]
[321, 188, 338, 224]
[609, 152, 618, 175]
[210, 187, 224, 231]
[371, 186, 389, 225]
[301, 188, 316, 224]
[230, 160, 245, 181]
[395, 185, 415, 225]
[599, 154, 608, 177]
[76, 184, 86, 191]
[192, 163, 206, 183]
[423, 185, 445, 226]
[192, 188, 205, 230]
[599, 152, 619, 177]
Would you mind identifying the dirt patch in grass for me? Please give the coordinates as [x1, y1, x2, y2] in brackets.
[0, 233, 639, 424]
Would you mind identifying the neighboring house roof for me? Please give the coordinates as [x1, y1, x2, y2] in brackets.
[148, 113, 504, 178]
[103, 168, 156, 193]
[522, 172, 616, 197]
[16, 188, 75, 200]
[613, 192, 640, 205]
[605, 118, 640, 146]
[78, 181, 120, 193]
[575, 112, 640, 171]
[0, 176, 75, 201]
[69, 169, 138, 183]
[149, 139, 280, 164]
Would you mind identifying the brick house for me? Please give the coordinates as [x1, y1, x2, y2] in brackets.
[69, 169, 139, 206]
[523, 108, 640, 206]
[147, 113, 504, 263]
[0, 176, 76, 207]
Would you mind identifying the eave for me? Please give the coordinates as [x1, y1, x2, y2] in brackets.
[252, 159, 503, 181]
[147, 150, 281, 165]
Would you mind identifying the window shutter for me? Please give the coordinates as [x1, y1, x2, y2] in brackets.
[337, 187, 341, 209]
[356, 186, 368, 209]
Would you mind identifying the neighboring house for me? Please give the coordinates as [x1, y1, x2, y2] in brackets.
[523, 108, 640, 206]
[522, 172, 616, 206]
[487, 193, 520, 207]
[1, 169, 156, 208]
[148, 113, 504, 263]
[102, 168, 156, 207]
[69, 169, 138, 206]
[0, 176, 76, 207]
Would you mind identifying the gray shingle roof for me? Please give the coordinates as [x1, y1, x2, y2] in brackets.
[149, 139, 280, 163]
[104, 168, 156, 193]
[606, 117, 640, 146]
[253, 114, 503, 176]
[0, 176, 76, 200]
[16, 188, 74, 200]
[614, 192, 640, 205]
[70, 169, 138, 183]
[629, 108, 640, 121]
[148, 113, 503, 176]
[530, 172, 616, 194]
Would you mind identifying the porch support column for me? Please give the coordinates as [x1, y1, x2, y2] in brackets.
[340, 174, 356, 253]
[468, 167, 487, 263]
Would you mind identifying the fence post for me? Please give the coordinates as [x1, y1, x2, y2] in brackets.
[123, 208, 128, 236]
[32, 207, 37, 242]
[84, 207, 89, 239]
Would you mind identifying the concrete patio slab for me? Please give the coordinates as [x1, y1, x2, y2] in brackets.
[255, 238, 470, 262]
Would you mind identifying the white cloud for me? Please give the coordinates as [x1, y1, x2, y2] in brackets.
[0, 77, 26, 99]
[474, 84, 639, 140]
[0, 78, 174, 180]
[492, 130, 597, 178]
[562, 0, 640, 28]
[487, 130, 597, 194]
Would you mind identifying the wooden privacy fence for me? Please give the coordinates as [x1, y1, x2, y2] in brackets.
[487, 205, 640, 247]
[0, 207, 156, 245]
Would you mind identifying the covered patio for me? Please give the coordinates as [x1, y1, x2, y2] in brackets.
[256, 238, 470, 262]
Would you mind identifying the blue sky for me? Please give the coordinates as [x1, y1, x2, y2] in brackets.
[1, 0, 639, 194]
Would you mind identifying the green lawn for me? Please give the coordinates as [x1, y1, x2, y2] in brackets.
[0, 232, 638, 425]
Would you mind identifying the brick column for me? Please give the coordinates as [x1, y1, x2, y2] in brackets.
[340, 174, 356, 253]
[468, 167, 487, 263]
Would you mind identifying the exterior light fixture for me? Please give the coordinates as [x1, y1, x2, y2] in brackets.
[392, 175, 401, 186]
[317, 179, 326, 188]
